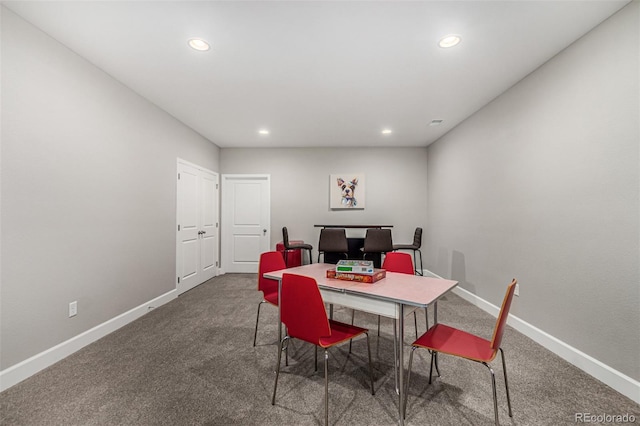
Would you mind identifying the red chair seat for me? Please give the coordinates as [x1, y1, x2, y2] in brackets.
[413, 323, 497, 363]
[319, 320, 368, 348]
[263, 290, 278, 306]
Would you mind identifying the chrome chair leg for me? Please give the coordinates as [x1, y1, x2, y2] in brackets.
[253, 300, 266, 346]
[285, 326, 289, 367]
[415, 249, 423, 276]
[365, 332, 375, 395]
[483, 362, 499, 425]
[428, 350, 435, 384]
[324, 349, 329, 426]
[500, 348, 513, 417]
[404, 346, 417, 419]
[272, 336, 289, 405]
[377, 315, 381, 336]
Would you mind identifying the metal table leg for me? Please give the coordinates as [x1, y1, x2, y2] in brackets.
[398, 304, 405, 426]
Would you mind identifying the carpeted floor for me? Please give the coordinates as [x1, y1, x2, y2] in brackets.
[1, 273, 638, 425]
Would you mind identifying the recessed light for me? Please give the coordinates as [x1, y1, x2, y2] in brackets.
[430, 120, 444, 126]
[381, 129, 393, 135]
[438, 35, 461, 48]
[258, 129, 270, 135]
[188, 38, 210, 51]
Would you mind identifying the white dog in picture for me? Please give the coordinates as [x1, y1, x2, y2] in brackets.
[337, 177, 358, 207]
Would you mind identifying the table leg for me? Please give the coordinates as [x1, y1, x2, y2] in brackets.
[277, 278, 288, 367]
[393, 320, 399, 394]
[433, 301, 440, 376]
[398, 304, 405, 426]
[278, 279, 282, 343]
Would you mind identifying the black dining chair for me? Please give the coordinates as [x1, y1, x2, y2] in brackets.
[393, 227, 423, 275]
[362, 228, 393, 265]
[317, 228, 349, 263]
[282, 227, 313, 266]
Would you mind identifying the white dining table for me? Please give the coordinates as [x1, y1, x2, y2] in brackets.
[264, 263, 458, 426]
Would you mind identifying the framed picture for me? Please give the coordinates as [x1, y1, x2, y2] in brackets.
[330, 173, 365, 209]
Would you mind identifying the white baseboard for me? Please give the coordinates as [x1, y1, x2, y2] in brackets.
[445, 281, 639, 404]
[0, 289, 177, 392]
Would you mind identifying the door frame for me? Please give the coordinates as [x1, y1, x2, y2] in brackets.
[220, 174, 271, 274]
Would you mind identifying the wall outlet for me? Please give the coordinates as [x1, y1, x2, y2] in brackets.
[514, 283, 520, 297]
[69, 301, 78, 317]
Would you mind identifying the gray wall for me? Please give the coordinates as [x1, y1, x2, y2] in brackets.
[220, 147, 428, 257]
[426, 2, 639, 380]
[1, 8, 220, 369]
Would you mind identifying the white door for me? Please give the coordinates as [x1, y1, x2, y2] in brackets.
[221, 175, 270, 273]
[176, 160, 219, 294]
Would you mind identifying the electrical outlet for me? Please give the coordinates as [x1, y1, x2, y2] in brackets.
[69, 301, 78, 317]
[514, 283, 520, 297]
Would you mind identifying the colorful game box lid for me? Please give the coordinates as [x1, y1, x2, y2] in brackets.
[327, 268, 386, 284]
[335, 259, 374, 275]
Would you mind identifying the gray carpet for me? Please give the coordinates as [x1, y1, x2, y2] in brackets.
[1, 273, 638, 425]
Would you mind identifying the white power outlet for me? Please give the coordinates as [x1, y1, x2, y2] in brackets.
[514, 283, 520, 297]
[69, 301, 78, 317]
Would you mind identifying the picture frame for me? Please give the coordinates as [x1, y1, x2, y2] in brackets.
[330, 173, 365, 209]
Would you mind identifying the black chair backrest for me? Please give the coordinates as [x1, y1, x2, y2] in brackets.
[363, 229, 393, 253]
[318, 228, 348, 253]
[413, 227, 423, 248]
[282, 227, 291, 248]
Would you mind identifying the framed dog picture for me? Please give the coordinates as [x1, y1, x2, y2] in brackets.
[330, 174, 365, 209]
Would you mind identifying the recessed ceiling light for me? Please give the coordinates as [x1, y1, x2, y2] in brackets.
[430, 119, 444, 126]
[438, 35, 461, 48]
[381, 129, 393, 135]
[188, 38, 210, 51]
[258, 129, 270, 135]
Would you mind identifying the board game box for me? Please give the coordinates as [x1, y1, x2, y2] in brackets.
[335, 259, 374, 275]
[326, 268, 386, 283]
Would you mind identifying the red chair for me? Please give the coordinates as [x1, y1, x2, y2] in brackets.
[392, 227, 423, 275]
[352, 252, 420, 394]
[404, 279, 517, 425]
[252, 251, 287, 346]
[379, 252, 420, 338]
[272, 273, 375, 426]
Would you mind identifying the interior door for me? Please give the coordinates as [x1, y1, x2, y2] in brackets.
[221, 175, 270, 273]
[176, 160, 219, 294]
[199, 169, 218, 281]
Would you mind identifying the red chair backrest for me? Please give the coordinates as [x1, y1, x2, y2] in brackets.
[280, 273, 331, 345]
[382, 252, 414, 275]
[491, 279, 518, 350]
[258, 251, 287, 297]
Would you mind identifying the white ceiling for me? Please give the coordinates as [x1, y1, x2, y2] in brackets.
[3, 0, 631, 148]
